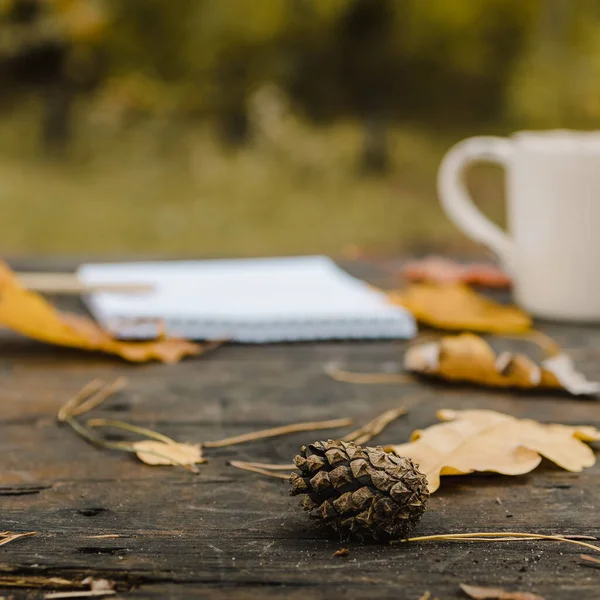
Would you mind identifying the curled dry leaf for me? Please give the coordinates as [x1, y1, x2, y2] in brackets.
[389, 283, 531, 333]
[387, 409, 600, 493]
[405, 333, 599, 396]
[81, 577, 115, 592]
[132, 440, 206, 468]
[460, 583, 544, 600]
[0, 260, 204, 363]
[402, 256, 511, 288]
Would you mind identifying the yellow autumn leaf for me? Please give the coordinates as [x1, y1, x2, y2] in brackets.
[132, 440, 206, 468]
[0, 261, 204, 363]
[404, 333, 599, 396]
[389, 282, 531, 333]
[387, 409, 600, 492]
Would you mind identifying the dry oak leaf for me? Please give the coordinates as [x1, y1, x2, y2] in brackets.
[460, 583, 544, 600]
[0, 261, 203, 363]
[387, 409, 600, 493]
[389, 282, 531, 333]
[405, 333, 599, 396]
[132, 440, 206, 467]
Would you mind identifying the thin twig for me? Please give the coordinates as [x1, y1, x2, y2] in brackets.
[203, 417, 353, 448]
[69, 377, 128, 418]
[229, 460, 291, 479]
[399, 532, 600, 553]
[325, 364, 415, 384]
[0, 531, 37, 547]
[83, 534, 121, 539]
[58, 379, 105, 422]
[86, 419, 176, 445]
[343, 407, 408, 445]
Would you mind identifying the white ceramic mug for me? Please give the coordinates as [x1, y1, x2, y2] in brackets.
[438, 130, 600, 322]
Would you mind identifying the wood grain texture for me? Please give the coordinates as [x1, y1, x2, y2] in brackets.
[1, 260, 599, 599]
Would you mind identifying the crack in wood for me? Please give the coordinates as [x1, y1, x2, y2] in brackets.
[0, 485, 51, 496]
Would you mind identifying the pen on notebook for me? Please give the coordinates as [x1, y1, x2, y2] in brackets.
[16, 272, 154, 295]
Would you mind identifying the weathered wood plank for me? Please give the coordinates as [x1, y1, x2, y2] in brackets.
[1, 259, 599, 598]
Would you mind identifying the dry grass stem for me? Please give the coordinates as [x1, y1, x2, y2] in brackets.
[228, 460, 294, 470]
[58, 378, 127, 422]
[59, 382, 200, 472]
[580, 554, 600, 565]
[401, 532, 600, 553]
[325, 364, 415, 385]
[57, 379, 105, 422]
[0, 531, 37, 547]
[500, 330, 562, 357]
[203, 417, 353, 448]
[64, 415, 198, 473]
[227, 409, 412, 480]
[343, 407, 408, 445]
[0, 576, 73, 588]
[69, 377, 128, 418]
[229, 460, 291, 479]
[86, 419, 176, 445]
[84, 534, 121, 539]
[44, 591, 116, 599]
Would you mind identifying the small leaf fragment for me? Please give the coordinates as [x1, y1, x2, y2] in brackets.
[389, 283, 531, 333]
[132, 440, 206, 468]
[460, 582, 544, 600]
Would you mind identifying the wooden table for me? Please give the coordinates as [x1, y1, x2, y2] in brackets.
[2, 260, 599, 599]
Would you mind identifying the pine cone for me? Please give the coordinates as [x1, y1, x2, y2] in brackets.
[290, 439, 428, 541]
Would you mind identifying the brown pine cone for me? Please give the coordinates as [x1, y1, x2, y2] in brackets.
[290, 439, 428, 541]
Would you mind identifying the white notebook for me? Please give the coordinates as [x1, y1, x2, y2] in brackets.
[78, 256, 416, 343]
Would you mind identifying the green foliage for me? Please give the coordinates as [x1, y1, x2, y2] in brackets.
[3, 0, 600, 133]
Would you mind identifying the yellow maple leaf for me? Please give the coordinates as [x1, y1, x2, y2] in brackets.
[0, 261, 203, 363]
[387, 409, 600, 493]
[389, 282, 531, 333]
[404, 333, 599, 396]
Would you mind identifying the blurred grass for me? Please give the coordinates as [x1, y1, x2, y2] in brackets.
[0, 106, 505, 258]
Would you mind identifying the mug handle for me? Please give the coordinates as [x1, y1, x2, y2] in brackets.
[437, 136, 516, 272]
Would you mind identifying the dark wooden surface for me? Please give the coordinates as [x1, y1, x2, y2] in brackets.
[2, 259, 600, 599]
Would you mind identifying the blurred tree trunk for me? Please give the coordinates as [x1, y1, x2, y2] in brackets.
[361, 113, 389, 174]
[41, 81, 73, 154]
[338, 0, 395, 174]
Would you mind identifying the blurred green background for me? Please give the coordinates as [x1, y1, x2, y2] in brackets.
[1, 0, 597, 257]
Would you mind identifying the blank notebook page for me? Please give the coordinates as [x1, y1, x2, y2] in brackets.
[78, 256, 416, 342]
